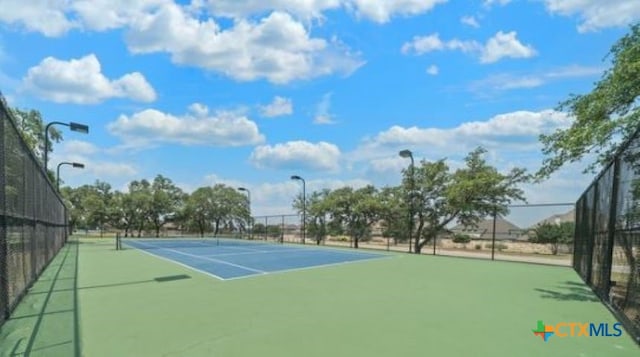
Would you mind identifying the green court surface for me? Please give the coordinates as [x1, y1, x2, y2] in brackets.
[0, 237, 638, 356]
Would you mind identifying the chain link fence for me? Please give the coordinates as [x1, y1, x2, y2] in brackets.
[255, 203, 575, 267]
[0, 94, 68, 326]
[574, 128, 640, 344]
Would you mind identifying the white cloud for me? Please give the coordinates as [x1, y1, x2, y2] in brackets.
[250, 141, 341, 171]
[108, 104, 265, 147]
[402, 31, 535, 63]
[201, 174, 371, 216]
[352, 110, 572, 166]
[469, 65, 604, 94]
[426, 64, 439, 75]
[0, 0, 76, 37]
[347, 0, 447, 23]
[90, 162, 139, 177]
[200, 0, 342, 20]
[314, 92, 336, 124]
[202, 0, 446, 23]
[460, 15, 479, 28]
[484, 0, 511, 7]
[401, 33, 480, 55]
[71, 0, 167, 31]
[50, 140, 139, 183]
[368, 156, 409, 174]
[64, 140, 99, 155]
[125, 6, 363, 84]
[23, 54, 156, 104]
[480, 31, 537, 63]
[188, 102, 209, 117]
[544, 0, 640, 32]
[260, 96, 293, 117]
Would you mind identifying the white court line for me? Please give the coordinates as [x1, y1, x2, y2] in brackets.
[224, 254, 394, 281]
[131, 241, 267, 274]
[123, 242, 227, 281]
[177, 239, 268, 253]
[204, 248, 307, 258]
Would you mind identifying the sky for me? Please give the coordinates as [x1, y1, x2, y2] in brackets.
[0, 0, 638, 218]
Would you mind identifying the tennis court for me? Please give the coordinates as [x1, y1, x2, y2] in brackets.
[121, 237, 387, 279]
[0, 236, 638, 356]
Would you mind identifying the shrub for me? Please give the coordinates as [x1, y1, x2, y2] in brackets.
[484, 243, 508, 251]
[474, 244, 482, 250]
[452, 234, 471, 243]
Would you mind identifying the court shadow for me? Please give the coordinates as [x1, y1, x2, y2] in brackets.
[0, 240, 80, 357]
[78, 274, 191, 290]
[534, 281, 600, 302]
[27, 274, 192, 294]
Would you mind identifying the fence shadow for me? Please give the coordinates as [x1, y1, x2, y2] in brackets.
[0, 240, 80, 356]
[534, 281, 600, 302]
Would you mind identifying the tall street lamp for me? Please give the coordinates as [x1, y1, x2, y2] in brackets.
[291, 175, 306, 245]
[44, 121, 89, 171]
[57, 162, 84, 190]
[399, 149, 415, 253]
[237, 187, 251, 239]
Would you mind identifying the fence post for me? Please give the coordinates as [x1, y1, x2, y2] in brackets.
[587, 182, 598, 286]
[604, 158, 621, 298]
[0, 115, 7, 324]
[432, 232, 437, 255]
[491, 208, 497, 261]
[281, 215, 284, 244]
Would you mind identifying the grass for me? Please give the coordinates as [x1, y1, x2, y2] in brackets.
[0, 236, 637, 356]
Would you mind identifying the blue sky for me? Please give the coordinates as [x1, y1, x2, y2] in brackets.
[0, 0, 638, 217]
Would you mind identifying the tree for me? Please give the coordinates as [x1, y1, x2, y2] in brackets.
[378, 186, 409, 245]
[60, 186, 85, 233]
[205, 184, 249, 236]
[184, 187, 216, 237]
[129, 179, 152, 237]
[530, 222, 574, 255]
[537, 23, 640, 179]
[10, 107, 62, 161]
[406, 147, 528, 254]
[293, 189, 331, 245]
[325, 186, 381, 248]
[148, 175, 185, 237]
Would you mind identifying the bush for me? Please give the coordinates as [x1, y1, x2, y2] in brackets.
[484, 243, 508, 251]
[452, 234, 471, 243]
[474, 244, 482, 250]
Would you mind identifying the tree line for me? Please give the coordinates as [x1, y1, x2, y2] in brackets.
[293, 147, 529, 253]
[61, 176, 250, 238]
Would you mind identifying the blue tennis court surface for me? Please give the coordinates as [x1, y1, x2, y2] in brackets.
[122, 238, 387, 280]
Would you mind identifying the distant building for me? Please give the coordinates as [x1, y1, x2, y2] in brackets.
[531, 209, 575, 227]
[449, 216, 526, 241]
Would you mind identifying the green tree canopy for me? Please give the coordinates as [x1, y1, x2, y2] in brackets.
[148, 175, 185, 237]
[530, 222, 574, 255]
[406, 147, 528, 253]
[538, 23, 640, 178]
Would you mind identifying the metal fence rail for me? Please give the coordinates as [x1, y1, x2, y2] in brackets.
[574, 127, 640, 344]
[255, 202, 576, 266]
[0, 94, 68, 326]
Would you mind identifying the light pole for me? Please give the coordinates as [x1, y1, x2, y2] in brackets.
[291, 175, 306, 244]
[56, 162, 84, 190]
[399, 149, 415, 253]
[44, 121, 89, 171]
[237, 187, 251, 239]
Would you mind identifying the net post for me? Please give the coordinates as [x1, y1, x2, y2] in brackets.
[491, 208, 497, 261]
[280, 215, 284, 244]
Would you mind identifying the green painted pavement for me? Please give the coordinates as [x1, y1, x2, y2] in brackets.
[1, 237, 638, 356]
[0, 240, 78, 356]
